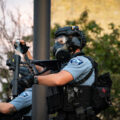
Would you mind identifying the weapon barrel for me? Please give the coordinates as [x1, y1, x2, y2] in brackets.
[12, 55, 21, 97]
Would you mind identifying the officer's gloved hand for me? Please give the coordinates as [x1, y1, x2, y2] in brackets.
[10, 79, 24, 94]
[14, 40, 29, 54]
[19, 75, 34, 88]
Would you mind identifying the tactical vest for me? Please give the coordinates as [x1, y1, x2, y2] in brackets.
[47, 52, 94, 114]
[62, 56, 95, 113]
[47, 53, 112, 115]
[63, 85, 92, 112]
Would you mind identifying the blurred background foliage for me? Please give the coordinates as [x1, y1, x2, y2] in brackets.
[0, 10, 120, 119]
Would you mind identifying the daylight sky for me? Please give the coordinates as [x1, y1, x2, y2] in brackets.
[5, 0, 33, 37]
[6, 0, 33, 22]
[7, 0, 33, 13]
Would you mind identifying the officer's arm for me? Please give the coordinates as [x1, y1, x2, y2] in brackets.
[25, 51, 44, 72]
[0, 102, 16, 114]
[20, 40, 44, 72]
[36, 70, 73, 86]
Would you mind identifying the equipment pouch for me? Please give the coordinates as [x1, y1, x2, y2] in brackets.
[92, 73, 112, 114]
[92, 86, 110, 114]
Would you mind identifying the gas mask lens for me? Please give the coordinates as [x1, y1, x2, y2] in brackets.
[53, 35, 71, 62]
[55, 35, 67, 44]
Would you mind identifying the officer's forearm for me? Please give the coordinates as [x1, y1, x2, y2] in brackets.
[36, 70, 73, 86]
[0, 103, 16, 114]
[24, 51, 33, 60]
[24, 51, 44, 72]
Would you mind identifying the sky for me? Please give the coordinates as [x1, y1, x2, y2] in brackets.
[5, 0, 33, 37]
[7, 0, 33, 13]
[7, 0, 33, 22]
[0, 0, 33, 66]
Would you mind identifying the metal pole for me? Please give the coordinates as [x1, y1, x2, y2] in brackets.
[32, 0, 51, 120]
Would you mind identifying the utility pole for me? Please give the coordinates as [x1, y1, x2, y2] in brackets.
[32, 0, 51, 120]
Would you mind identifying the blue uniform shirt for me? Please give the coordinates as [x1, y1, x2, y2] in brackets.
[62, 56, 95, 86]
[9, 88, 32, 116]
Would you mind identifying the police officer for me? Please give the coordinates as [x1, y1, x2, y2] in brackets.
[35, 26, 94, 86]
[38, 26, 96, 120]
[16, 26, 99, 120]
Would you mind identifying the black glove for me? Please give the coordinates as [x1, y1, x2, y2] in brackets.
[10, 79, 24, 94]
[18, 75, 34, 88]
[20, 43, 29, 54]
[14, 41, 29, 54]
[10, 75, 34, 94]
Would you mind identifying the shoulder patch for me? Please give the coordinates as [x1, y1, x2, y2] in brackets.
[21, 92, 29, 97]
[70, 58, 83, 65]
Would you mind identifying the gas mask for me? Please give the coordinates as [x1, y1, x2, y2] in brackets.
[53, 35, 71, 62]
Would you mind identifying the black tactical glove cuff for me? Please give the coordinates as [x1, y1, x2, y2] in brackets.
[20, 44, 29, 54]
[34, 76, 38, 84]
[20, 75, 34, 88]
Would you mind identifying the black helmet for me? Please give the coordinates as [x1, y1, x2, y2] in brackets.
[54, 26, 86, 50]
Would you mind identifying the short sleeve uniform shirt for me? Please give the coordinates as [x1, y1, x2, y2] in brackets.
[10, 88, 32, 116]
[62, 56, 95, 86]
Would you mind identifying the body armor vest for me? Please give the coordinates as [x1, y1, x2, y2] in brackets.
[63, 85, 92, 112]
[47, 52, 93, 114]
[47, 52, 112, 120]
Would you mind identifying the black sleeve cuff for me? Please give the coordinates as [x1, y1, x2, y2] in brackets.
[34, 76, 38, 84]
